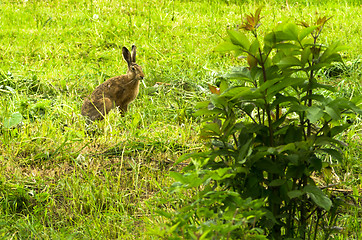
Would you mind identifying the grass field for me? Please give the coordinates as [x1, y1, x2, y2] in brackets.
[0, 0, 361, 239]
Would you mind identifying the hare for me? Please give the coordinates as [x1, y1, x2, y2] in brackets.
[81, 45, 144, 121]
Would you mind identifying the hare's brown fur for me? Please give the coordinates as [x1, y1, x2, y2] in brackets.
[81, 45, 144, 121]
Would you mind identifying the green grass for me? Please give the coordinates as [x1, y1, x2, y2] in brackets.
[0, 0, 361, 239]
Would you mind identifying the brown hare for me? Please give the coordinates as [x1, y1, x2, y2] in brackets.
[81, 45, 144, 121]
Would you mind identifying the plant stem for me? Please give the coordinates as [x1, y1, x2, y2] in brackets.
[258, 47, 274, 147]
[300, 175, 308, 239]
[312, 210, 321, 240]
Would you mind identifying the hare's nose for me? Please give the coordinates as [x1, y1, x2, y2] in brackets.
[140, 75, 144, 80]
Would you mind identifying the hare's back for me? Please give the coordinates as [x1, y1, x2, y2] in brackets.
[91, 76, 127, 100]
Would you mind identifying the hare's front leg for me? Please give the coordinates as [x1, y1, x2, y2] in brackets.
[119, 104, 128, 115]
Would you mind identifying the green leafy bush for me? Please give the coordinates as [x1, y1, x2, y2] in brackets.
[154, 170, 267, 239]
[159, 8, 362, 239]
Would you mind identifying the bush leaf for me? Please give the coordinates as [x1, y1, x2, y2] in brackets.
[303, 185, 332, 211]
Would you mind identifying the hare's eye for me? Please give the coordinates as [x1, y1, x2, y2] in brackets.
[131, 66, 136, 71]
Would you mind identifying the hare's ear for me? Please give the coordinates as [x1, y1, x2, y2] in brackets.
[131, 45, 136, 63]
[122, 47, 131, 66]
